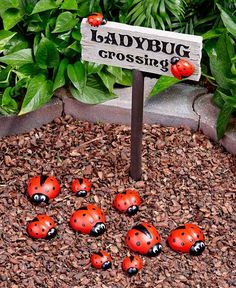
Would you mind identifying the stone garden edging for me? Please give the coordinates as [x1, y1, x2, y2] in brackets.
[0, 78, 235, 155]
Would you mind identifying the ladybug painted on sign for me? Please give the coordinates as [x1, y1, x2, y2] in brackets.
[27, 215, 57, 240]
[70, 204, 106, 236]
[90, 251, 112, 270]
[27, 175, 60, 204]
[71, 178, 91, 197]
[170, 57, 195, 80]
[126, 222, 162, 257]
[122, 255, 143, 276]
[87, 13, 107, 27]
[113, 189, 141, 216]
[167, 223, 205, 255]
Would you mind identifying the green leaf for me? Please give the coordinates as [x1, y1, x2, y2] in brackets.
[1, 87, 18, 113]
[2, 8, 22, 30]
[87, 62, 104, 74]
[31, 0, 58, 14]
[53, 58, 69, 91]
[217, 4, 236, 38]
[3, 33, 29, 54]
[0, 30, 16, 51]
[0, 48, 33, 66]
[60, 0, 78, 10]
[106, 66, 123, 81]
[52, 12, 77, 33]
[216, 103, 233, 140]
[149, 76, 181, 97]
[202, 28, 225, 40]
[206, 33, 236, 90]
[98, 69, 116, 93]
[77, 1, 89, 17]
[19, 74, 53, 115]
[212, 89, 225, 109]
[0, 0, 19, 14]
[69, 74, 116, 104]
[18, 63, 44, 77]
[67, 61, 86, 93]
[216, 89, 236, 107]
[35, 38, 59, 69]
[0, 66, 12, 88]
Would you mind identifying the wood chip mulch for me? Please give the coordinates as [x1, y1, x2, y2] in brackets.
[0, 115, 235, 288]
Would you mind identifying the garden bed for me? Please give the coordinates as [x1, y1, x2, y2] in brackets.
[0, 116, 235, 288]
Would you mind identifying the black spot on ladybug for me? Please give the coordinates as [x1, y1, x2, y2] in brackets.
[34, 224, 37, 226]
[124, 202, 127, 205]
[82, 224, 86, 227]
[181, 242, 185, 246]
[53, 187, 55, 190]
[78, 178, 83, 185]
[42, 229, 45, 232]
[98, 216, 101, 220]
[156, 236, 159, 240]
[135, 232, 139, 236]
[181, 232, 185, 235]
[118, 204, 120, 207]
[74, 219, 77, 223]
[40, 175, 48, 186]
[83, 214, 86, 217]
[191, 226, 194, 229]
[130, 256, 134, 262]
[128, 236, 130, 240]
[147, 241, 151, 245]
[136, 242, 141, 246]
[173, 239, 176, 243]
[34, 187, 38, 190]
[197, 235, 199, 238]
[36, 233, 38, 235]
[92, 208, 96, 210]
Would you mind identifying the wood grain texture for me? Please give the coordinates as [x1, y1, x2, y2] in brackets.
[81, 19, 202, 81]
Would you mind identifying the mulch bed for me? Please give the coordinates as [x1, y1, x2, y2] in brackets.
[0, 115, 235, 288]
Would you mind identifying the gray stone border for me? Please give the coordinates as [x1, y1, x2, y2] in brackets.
[0, 78, 235, 155]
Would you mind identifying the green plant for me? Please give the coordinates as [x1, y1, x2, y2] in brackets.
[0, 0, 132, 115]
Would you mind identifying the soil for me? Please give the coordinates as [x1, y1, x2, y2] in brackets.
[0, 116, 235, 288]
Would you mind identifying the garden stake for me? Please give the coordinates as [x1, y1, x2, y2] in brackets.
[130, 70, 144, 180]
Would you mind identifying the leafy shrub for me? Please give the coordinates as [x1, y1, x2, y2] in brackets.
[0, 0, 132, 115]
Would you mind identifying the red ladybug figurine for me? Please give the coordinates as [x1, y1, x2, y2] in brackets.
[71, 178, 91, 197]
[113, 189, 141, 216]
[126, 222, 162, 257]
[90, 251, 112, 270]
[27, 175, 60, 204]
[27, 215, 57, 240]
[70, 204, 106, 236]
[167, 223, 205, 255]
[87, 13, 107, 27]
[122, 255, 143, 276]
[170, 57, 195, 80]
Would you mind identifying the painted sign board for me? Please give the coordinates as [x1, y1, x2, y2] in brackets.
[81, 18, 202, 81]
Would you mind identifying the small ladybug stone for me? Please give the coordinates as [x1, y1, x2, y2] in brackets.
[170, 57, 195, 80]
[113, 189, 141, 216]
[27, 175, 60, 204]
[71, 178, 91, 197]
[87, 13, 107, 27]
[122, 255, 143, 276]
[167, 223, 205, 255]
[91, 251, 112, 270]
[126, 222, 162, 257]
[27, 215, 57, 240]
[70, 204, 106, 237]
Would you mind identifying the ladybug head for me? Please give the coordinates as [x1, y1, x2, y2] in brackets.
[45, 227, 57, 240]
[32, 193, 49, 204]
[127, 205, 139, 216]
[170, 57, 180, 65]
[90, 222, 106, 237]
[76, 190, 87, 197]
[190, 241, 205, 256]
[102, 261, 112, 270]
[127, 267, 138, 276]
[147, 243, 162, 257]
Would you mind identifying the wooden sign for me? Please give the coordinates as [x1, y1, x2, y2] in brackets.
[81, 18, 202, 81]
